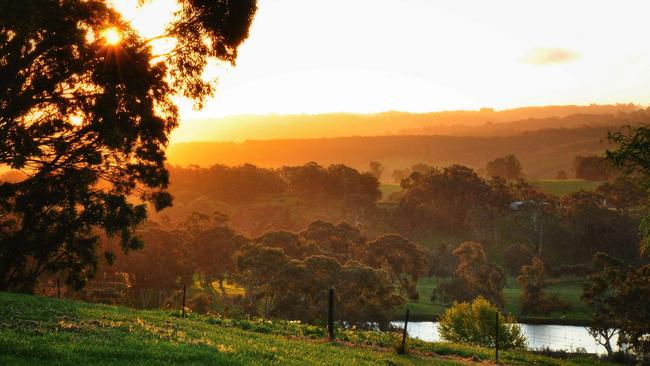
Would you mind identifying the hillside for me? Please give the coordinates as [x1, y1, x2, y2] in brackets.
[0, 293, 613, 366]
[172, 104, 640, 142]
[167, 126, 620, 179]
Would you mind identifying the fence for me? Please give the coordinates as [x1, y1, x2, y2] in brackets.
[50, 283, 611, 358]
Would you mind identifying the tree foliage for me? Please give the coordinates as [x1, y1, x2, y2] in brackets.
[0, 0, 256, 291]
[438, 297, 526, 350]
[485, 154, 523, 180]
[573, 156, 617, 182]
[436, 241, 505, 308]
[583, 253, 650, 359]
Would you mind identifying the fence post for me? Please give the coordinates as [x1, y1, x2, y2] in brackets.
[399, 309, 410, 354]
[57, 278, 61, 299]
[328, 288, 335, 341]
[495, 311, 499, 363]
[182, 285, 186, 318]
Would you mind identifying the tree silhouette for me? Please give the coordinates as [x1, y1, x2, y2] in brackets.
[0, 0, 256, 291]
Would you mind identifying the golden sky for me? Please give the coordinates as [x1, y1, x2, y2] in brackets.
[111, 0, 650, 141]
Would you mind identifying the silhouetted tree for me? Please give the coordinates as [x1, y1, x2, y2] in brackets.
[573, 156, 617, 181]
[436, 241, 505, 307]
[486, 155, 523, 180]
[368, 161, 384, 180]
[0, 0, 256, 291]
[583, 253, 650, 359]
[365, 234, 427, 300]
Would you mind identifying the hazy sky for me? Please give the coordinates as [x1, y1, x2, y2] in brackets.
[113, 0, 650, 138]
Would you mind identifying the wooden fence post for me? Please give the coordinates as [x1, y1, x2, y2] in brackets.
[328, 288, 335, 341]
[495, 311, 499, 363]
[182, 285, 186, 318]
[399, 309, 410, 354]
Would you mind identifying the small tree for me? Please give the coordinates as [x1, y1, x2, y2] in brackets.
[438, 297, 527, 350]
[518, 257, 572, 316]
[486, 155, 524, 180]
[437, 241, 505, 307]
[368, 161, 384, 180]
[583, 253, 650, 359]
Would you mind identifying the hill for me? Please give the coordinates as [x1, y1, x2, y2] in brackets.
[167, 126, 621, 179]
[0, 292, 613, 366]
[172, 104, 641, 142]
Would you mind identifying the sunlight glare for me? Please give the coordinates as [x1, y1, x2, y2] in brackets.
[102, 27, 121, 46]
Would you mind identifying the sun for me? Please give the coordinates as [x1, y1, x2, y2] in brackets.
[101, 27, 122, 45]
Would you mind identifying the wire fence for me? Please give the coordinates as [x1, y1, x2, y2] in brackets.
[49, 282, 614, 357]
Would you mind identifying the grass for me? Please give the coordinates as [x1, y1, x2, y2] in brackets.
[380, 183, 402, 200]
[0, 292, 613, 366]
[401, 276, 591, 324]
[531, 180, 601, 197]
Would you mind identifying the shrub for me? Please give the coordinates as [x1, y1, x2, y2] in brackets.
[189, 293, 213, 314]
[438, 297, 527, 350]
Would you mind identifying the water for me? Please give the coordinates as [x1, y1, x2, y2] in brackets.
[390, 321, 619, 355]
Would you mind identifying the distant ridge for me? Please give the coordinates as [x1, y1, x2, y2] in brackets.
[167, 125, 627, 179]
[172, 103, 642, 142]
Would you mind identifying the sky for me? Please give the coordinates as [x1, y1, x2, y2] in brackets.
[111, 0, 650, 139]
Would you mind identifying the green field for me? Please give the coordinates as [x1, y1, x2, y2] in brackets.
[531, 179, 601, 197]
[400, 276, 591, 324]
[380, 183, 402, 200]
[0, 292, 612, 366]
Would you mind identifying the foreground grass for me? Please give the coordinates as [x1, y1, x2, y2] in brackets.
[401, 276, 591, 324]
[0, 292, 611, 366]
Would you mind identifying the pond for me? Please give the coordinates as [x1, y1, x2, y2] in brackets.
[390, 321, 619, 355]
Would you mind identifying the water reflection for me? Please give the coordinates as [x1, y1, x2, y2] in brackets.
[390, 321, 619, 355]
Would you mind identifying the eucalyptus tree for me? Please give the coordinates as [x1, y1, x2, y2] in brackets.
[0, 0, 256, 291]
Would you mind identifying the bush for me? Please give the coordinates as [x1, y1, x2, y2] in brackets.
[438, 297, 527, 350]
[189, 293, 213, 314]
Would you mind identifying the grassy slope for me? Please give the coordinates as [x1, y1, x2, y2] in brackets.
[0, 293, 611, 366]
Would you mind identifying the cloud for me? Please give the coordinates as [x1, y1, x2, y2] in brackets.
[520, 47, 579, 65]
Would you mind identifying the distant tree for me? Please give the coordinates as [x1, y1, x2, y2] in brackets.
[300, 221, 367, 263]
[438, 297, 526, 350]
[517, 257, 569, 315]
[391, 168, 411, 184]
[503, 244, 534, 276]
[395, 165, 495, 230]
[486, 155, 524, 180]
[368, 161, 384, 180]
[607, 125, 650, 254]
[236, 244, 291, 318]
[280, 162, 380, 200]
[116, 225, 195, 308]
[573, 156, 617, 181]
[410, 163, 435, 175]
[437, 241, 505, 307]
[426, 244, 458, 278]
[560, 191, 640, 262]
[253, 230, 320, 260]
[0, 0, 256, 292]
[191, 225, 249, 294]
[583, 253, 650, 359]
[556, 170, 568, 180]
[596, 176, 646, 210]
[365, 234, 427, 300]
